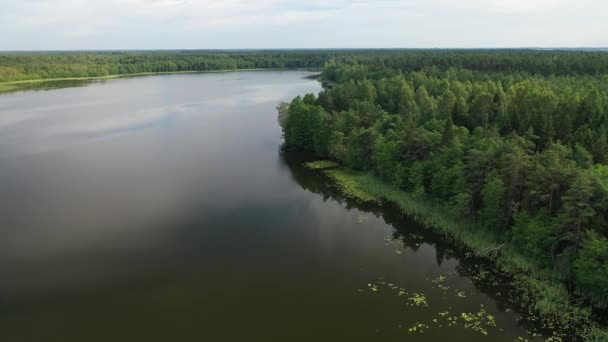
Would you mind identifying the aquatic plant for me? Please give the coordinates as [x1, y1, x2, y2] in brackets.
[304, 160, 340, 170]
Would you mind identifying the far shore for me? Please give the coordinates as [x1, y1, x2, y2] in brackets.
[0, 68, 322, 94]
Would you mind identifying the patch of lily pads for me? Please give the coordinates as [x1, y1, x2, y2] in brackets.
[323, 168, 380, 203]
[356, 213, 368, 223]
[364, 276, 505, 338]
[304, 160, 339, 170]
[364, 274, 572, 340]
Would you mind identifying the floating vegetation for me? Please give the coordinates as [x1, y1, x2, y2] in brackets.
[544, 336, 563, 342]
[321, 169, 608, 339]
[304, 160, 339, 170]
[364, 277, 509, 338]
[407, 322, 430, 334]
[356, 213, 368, 222]
[323, 169, 379, 203]
[459, 309, 496, 335]
[407, 293, 428, 307]
[431, 275, 451, 293]
[366, 280, 408, 298]
[422, 307, 498, 336]
[363, 273, 593, 339]
[470, 268, 490, 282]
[433, 275, 447, 283]
[383, 235, 402, 247]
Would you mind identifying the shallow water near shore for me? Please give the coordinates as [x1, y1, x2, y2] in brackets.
[0, 71, 552, 341]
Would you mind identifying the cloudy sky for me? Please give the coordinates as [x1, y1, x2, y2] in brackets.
[1, 0, 606, 50]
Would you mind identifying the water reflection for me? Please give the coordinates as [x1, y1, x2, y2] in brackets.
[0, 72, 546, 341]
[280, 151, 550, 340]
[1, 79, 93, 95]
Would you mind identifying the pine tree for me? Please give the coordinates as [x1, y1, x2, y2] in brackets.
[441, 115, 454, 146]
[559, 170, 596, 243]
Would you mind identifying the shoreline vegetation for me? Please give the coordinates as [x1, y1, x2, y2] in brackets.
[4, 49, 608, 339]
[0, 50, 351, 94]
[3, 49, 608, 94]
[0, 68, 321, 94]
[306, 160, 607, 340]
[279, 50, 608, 341]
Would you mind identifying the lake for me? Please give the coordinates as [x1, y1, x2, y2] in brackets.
[0, 71, 546, 341]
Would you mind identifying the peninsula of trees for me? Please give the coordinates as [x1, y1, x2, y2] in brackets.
[3, 48, 608, 336]
[279, 50, 608, 332]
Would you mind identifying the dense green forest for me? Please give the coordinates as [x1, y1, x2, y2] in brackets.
[279, 51, 608, 334]
[4, 48, 608, 335]
[3, 49, 608, 82]
[0, 50, 332, 82]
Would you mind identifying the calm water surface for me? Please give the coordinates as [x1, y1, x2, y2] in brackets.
[0, 72, 546, 341]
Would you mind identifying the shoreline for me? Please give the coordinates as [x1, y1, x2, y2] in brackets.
[0, 68, 321, 94]
[307, 161, 608, 340]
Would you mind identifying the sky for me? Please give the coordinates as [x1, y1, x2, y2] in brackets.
[0, 0, 607, 51]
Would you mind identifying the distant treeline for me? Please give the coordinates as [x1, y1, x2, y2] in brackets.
[2, 49, 608, 82]
[0, 50, 331, 82]
[280, 50, 608, 313]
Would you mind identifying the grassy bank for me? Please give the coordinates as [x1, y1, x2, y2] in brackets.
[308, 161, 608, 341]
[0, 68, 320, 94]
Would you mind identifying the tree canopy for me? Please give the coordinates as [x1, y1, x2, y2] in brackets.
[3, 49, 608, 82]
[280, 50, 608, 309]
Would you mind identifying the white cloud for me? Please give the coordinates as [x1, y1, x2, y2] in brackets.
[0, 0, 606, 49]
[436, 0, 564, 14]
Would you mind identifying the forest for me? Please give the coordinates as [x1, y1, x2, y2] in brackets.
[3, 49, 608, 82]
[279, 50, 608, 331]
[0, 50, 333, 82]
[4, 48, 608, 336]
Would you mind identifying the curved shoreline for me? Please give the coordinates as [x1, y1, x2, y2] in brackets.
[0, 68, 321, 94]
[308, 161, 608, 341]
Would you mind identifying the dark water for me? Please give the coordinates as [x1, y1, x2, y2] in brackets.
[0, 72, 546, 341]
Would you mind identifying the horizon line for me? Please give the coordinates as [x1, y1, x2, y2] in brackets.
[1, 47, 608, 53]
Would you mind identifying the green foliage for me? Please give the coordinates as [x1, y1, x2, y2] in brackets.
[0, 83, 18, 93]
[559, 170, 597, 244]
[280, 96, 330, 156]
[6, 48, 608, 340]
[0, 50, 338, 83]
[511, 211, 557, 265]
[513, 273, 591, 334]
[305, 160, 339, 170]
[279, 51, 608, 317]
[586, 327, 608, 342]
[480, 171, 506, 233]
[573, 231, 608, 306]
[323, 169, 378, 203]
[527, 143, 576, 215]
